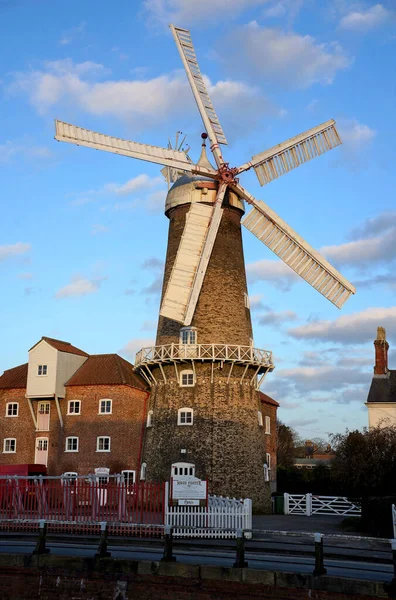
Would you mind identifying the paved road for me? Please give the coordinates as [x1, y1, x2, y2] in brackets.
[253, 514, 363, 535]
[0, 532, 393, 584]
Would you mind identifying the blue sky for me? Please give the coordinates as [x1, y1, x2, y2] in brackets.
[1, 0, 395, 440]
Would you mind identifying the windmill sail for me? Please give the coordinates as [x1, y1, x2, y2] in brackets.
[170, 26, 227, 158]
[160, 203, 218, 323]
[55, 120, 198, 172]
[238, 187, 355, 309]
[238, 120, 341, 185]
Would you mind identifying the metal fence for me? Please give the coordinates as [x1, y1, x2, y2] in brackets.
[0, 475, 164, 536]
[284, 493, 361, 516]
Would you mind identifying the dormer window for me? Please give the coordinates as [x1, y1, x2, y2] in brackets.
[180, 327, 197, 345]
[38, 365, 47, 376]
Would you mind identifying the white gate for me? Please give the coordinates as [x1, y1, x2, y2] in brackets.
[165, 488, 252, 539]
[284, 493, 361, 516]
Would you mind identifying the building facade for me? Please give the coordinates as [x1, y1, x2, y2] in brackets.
[366, 327, 396, 428]
[0, 337, 148, 479]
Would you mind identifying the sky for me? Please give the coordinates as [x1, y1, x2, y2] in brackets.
[0, 0, 395, 440]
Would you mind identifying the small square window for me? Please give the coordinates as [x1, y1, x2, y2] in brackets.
[99, 399, 112, 414]
[4, 439, 16, 453]
[178, 408, 193, 426]
[38, 365, 47, 376]
[68, 401, 81, 415]
[65, 437, 79, 452]
[180, 371, 194, 387]
[6, 403, 18, 417]
[97, 436, 111, 452]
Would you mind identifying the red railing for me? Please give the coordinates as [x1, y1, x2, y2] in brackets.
[0, 476, 165, 536]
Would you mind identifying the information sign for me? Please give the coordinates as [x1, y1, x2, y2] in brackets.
[172, 476, 207, 500]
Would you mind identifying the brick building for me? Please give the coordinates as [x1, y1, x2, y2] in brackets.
[366, 326, 396, 428]
[0, 336, 148, 479]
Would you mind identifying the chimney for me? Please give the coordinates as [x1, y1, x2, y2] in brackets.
[374, 326, 389, 376]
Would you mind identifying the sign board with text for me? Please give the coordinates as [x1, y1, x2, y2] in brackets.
[178, 499, 200, 506]
[172, 476, 207, 500]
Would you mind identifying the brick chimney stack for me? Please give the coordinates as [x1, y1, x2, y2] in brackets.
[374, 326, 389, 376]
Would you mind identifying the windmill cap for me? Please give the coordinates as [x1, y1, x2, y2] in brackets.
[165, 174, 245, 216]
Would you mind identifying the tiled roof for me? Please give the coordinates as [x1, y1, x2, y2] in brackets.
[0, 363, 28, 389]
[65, 354, 148, 390]
[29, 337, 89, 357]
[259, 391, 280, 407]
[367, 370, 396, 403]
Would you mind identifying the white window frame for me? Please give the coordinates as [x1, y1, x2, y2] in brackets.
[3, 438, 16, 453]
[37, 364, 47, 376]
[265, 416, 271, 434]
[171, 462, 195, 477]
[180, 370, 195, 387]
[99, 399, 112, 415]
[96, 436, 111, 452]
[258, 411, 263, 427]
[140, 462, 147, 480]
[177, 407, 194, 426]
[121, 470, 136, 487]
[146, 410, 153, 427]
[65, 436, 79, 452]
[6, 402, 19, 417]
[180, 327, 197, 345]
[266, 452, 271, 470]
[67, 400, 81, 415]
[244, 292, 250, 309]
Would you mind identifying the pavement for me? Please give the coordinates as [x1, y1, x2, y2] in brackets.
[252, 514, 362, 535]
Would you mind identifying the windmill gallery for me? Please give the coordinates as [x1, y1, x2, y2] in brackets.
[0, 26, 355, 511]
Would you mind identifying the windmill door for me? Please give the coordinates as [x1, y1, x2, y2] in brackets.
[35, 438, 49, 466]
[37, 402, 50, 431]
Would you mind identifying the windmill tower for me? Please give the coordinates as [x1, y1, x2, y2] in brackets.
[54, 26, 355, 509]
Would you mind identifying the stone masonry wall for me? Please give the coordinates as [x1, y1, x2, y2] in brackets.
[142, 363, 272, 512]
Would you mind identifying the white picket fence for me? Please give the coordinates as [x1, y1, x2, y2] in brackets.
[165, 492, 252, 538]
[284, 493, 361, 516]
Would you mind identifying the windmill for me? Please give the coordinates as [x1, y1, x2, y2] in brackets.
[54, 25, 355, 509]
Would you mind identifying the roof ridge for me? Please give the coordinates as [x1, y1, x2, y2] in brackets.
[42, 336, 72, 345]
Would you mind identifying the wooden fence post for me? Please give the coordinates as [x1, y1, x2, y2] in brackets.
[313, 532, 326, 576]
[161, 525, 176, 562]
[95, 522, 111, 558]
[33, 520, 50, 555]
[233, 529, 248, 568]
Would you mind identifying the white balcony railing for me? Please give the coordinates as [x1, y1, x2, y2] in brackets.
[135, 343, 274, 370]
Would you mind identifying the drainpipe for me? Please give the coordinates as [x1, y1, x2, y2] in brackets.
[54, 396, 63, 428]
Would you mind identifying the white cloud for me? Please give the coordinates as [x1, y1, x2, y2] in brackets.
[340, 4, 391, 31]
[105, 174, 163, 196]
[258, 309, 298, 326]
[120, 337, 155, 360]
[91, 224, 109, 235]
[143, 0, 269, 25]
[0, 140, 52, 164]
[223, 23, 351, 88]
[59, 22, 86, 45]
[0, 242, 31, 262]
[247, 259, 299, 291]
[10, 58, 278, 135]
[338, 119, 376, 150]
[321, 210, 395, 267]
[55, 275, 106, 299]
[70, 174, 166, 208]
[289, 306, 396, 344]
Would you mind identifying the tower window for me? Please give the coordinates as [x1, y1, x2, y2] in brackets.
[244, 292, 250, 309]
[146, 410, 153, 427]
[178, 407, 194, 426]
[180, 370, 195, 387]
[258, 411, 263, 427]
[172, 462, 195, 477]
[180, 327, 197, 345]
[265, 416, 271, 434]
[140, 462, 147, 480]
